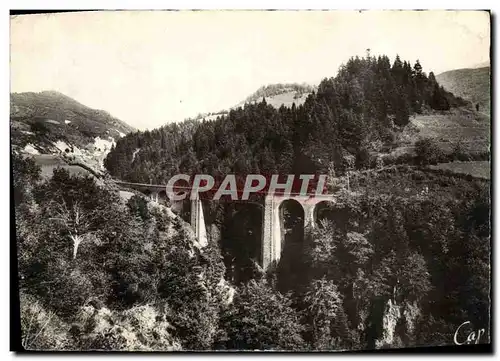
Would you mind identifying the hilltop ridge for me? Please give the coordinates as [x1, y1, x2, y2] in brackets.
[436, 66, 490, 115]
[11, 90, 136, 175]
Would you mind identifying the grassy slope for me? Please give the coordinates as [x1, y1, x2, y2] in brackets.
[235, 91, 311, 109]
[346, 165, 489, 203]
[234, 83, 316, 109]
[436, 66, 491, 115]
[196, 84, 315, 121]
[386, 107, 490, 179]
[410, 108, 490, 153]
[396, 67, 492, 179]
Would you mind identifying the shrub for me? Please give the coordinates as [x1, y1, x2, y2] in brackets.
[355, 147, 371, 169]
[126, 194, 150, 221]
[30, 121, 50, 135]
[303, 278, 352, 350]
[71, 304, 181, 351]
[217, 279, 305, 350]
[415, 138, 443, 165]
[20, 292, 72, 350]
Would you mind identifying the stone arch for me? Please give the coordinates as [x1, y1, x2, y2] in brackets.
[314, 200, 336, 228]
[277, 199, 305, 246]
[276, 198, 306, 293]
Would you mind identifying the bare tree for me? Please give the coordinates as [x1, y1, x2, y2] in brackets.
[49, 199, 100, 259]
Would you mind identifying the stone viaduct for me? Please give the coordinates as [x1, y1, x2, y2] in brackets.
[115, 181, 336, 270]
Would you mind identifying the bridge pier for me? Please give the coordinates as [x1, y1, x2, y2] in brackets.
[190, 196, 208, 247]
[262, 196, 274, 270]
[261, 195, 283, 271]
[303, 204, 316, 230]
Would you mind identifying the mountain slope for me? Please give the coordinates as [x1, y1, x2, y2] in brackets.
[11, 90, 136, 174]
[436, 66, 490, 115]
[473, 61, 490, 69]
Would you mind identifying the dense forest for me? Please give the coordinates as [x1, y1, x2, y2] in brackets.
[104, 55, 468, 183]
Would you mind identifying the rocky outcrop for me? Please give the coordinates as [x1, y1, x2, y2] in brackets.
[375, 299, 402, 348]
[374, 299, 421, 349]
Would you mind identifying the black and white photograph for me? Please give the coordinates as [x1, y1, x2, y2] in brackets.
[9, 9, 492, 352]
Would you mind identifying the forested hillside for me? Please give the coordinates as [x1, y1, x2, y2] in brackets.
[104, 55, 468, 183]
[14, 154, 232, 350]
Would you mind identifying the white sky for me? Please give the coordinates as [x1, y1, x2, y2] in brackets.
[10, 10, 490, 130]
